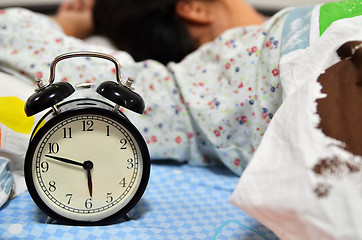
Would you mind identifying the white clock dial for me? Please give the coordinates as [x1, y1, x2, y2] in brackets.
[28, 112, 146, 223]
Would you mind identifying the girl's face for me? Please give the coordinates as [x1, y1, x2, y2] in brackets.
[176, 0, 265, 46]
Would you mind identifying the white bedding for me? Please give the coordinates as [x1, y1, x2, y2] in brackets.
[230, 13, 362, 240]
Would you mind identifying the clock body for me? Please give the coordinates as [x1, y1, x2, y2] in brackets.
[24, 99, 150, 225]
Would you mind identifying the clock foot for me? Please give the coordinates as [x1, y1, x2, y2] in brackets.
[45, 216, 55, 224]
[110, 214, 132, 224]
[124, 214, 131, 221]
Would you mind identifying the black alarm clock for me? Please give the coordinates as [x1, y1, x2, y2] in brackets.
[24, 51, 150, 225]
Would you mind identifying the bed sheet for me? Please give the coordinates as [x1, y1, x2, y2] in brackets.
[0, 163, 278, 240]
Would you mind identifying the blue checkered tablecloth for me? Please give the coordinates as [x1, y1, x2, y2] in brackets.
[0, 163, 278, 240]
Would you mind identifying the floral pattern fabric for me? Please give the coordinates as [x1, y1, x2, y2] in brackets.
[0, 8, 290, 175]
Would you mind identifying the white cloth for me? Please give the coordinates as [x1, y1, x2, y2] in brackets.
[230, 15, 362, 240]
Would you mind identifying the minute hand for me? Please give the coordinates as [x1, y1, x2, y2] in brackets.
[45, 155, 83, 167]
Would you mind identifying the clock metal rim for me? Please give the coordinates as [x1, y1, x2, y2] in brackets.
[24, 102, 150, 225]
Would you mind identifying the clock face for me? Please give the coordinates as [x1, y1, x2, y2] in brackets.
[25, 107, 150, 225]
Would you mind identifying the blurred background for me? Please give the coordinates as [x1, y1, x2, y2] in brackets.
[0, 0, 340, 15]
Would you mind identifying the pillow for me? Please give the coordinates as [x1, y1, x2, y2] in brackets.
[229, 17, 362, 240]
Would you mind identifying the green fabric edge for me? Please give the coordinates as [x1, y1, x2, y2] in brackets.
[319, 0, 362, 36]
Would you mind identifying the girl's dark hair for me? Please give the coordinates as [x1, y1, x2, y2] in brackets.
[93, 0, 196, 64]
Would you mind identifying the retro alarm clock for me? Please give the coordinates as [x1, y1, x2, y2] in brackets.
[24, 51, 150, 225]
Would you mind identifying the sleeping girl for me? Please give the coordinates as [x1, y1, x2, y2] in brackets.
[0, 0, 361, 205]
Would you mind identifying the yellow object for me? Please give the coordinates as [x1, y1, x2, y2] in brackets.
[0, 97, 34, 134]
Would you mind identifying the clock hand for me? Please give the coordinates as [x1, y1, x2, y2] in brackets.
[83, 160, 93, 197]
[83, 160, 94, 197]
[87, 169, 93, 197]
[45, 155, 83, 167]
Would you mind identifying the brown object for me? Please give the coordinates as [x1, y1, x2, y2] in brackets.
[336, 41, 361, 59]
[316, 41, 362, 156]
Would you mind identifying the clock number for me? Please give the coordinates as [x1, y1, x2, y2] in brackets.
[127, 158, 134, 169]
[85, 198, 92, 209]
[106, 192, 113, 203]
[48, 181, 56, 192]
[66, 193, 73, 204]
[48, 143, 59, 154]
[82, 120, 94, 132]
[41, 161, 49, 173]
[120, 139, 127, 150]
[106, 126, 110, 136]
[119, 177, 127, 187]
[63, 127, 72, 138]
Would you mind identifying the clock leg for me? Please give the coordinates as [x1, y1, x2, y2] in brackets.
[45, 216, 55, 224]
